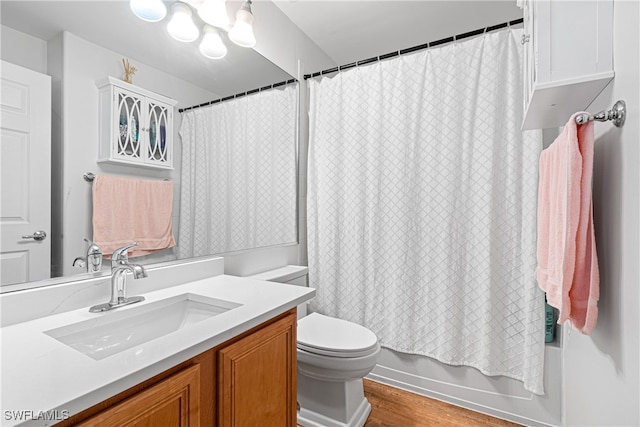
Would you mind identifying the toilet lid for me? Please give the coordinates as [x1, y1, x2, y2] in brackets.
[297, 313, 379, 357]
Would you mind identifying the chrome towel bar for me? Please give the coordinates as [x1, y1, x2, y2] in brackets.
[83, 172, 170, 182]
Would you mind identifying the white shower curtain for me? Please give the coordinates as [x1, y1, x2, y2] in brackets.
[179, 84, 298, 257]
[307, 29, 545, 394]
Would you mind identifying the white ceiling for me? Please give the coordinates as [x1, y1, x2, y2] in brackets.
[1, 1, 522, 95]
[274, 1, 523, 66]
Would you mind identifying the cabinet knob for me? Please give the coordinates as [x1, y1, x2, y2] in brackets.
[521, 34, 531, 45]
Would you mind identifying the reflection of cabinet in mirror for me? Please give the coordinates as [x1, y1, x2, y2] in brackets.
[96, 77, 176, 169]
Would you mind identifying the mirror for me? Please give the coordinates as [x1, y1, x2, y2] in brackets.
[0, 0, 297, 290]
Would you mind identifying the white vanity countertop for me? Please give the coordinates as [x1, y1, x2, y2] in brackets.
[0, 275, 315, 426]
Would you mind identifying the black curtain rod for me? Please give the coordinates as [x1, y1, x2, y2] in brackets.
[304, 18, 524, 80]
[179, 78, 298, 113]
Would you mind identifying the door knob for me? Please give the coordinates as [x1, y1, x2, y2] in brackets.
[22, 230, 47, 241]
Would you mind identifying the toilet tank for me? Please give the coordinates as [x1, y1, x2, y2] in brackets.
[246, 266, 309, 318]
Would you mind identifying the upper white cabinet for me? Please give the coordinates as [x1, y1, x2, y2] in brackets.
[521, 0, 614, 130]
[96, 77, 177, 169]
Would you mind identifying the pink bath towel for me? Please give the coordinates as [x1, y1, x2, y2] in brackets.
[92, 175, 176, 258]
[536, 112, 599, 334]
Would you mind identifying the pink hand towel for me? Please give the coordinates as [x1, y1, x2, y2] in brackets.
[92, 175, 176, 258]
[536, 112, 599, 334]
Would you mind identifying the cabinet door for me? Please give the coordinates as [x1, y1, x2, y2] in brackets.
[76, 364, 201, 427]
[114, 87, 144, 162]
[218, 313, 297, 427]
[145, 99, 172, 167]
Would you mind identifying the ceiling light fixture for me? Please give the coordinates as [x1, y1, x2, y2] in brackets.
[199, 25, 228, 59]
[228, 0, 256, 48]
[197, 0, 230, 29]
[130, 0, 167, 22]
[167, 2, 200, 43]
[129, 0, 256, 59]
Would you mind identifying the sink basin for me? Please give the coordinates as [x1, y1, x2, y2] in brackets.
[45, 293, 242, 360]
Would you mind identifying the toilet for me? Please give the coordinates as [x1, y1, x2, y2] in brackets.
[246, 266, 381, 427]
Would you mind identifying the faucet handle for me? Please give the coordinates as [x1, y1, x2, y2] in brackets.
[85, 239, 103, 273]
[84, 238, 102, 253]
[112, 242, 138, 262]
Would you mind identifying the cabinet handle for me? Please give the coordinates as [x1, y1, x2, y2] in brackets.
[521, 34, 531, 45]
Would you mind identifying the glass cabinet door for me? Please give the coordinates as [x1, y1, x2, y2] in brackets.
[147, 101, 170, 165]
[115, 89, 143, 161]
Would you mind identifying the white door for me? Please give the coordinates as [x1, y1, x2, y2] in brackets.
[0, 61, 51, 286]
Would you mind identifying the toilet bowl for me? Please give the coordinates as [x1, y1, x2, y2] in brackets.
[245, 266, 380, 427]
[297, 312, 380, 427]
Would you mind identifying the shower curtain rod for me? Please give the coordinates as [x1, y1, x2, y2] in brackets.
[178, 78, 298, 113]
[303, 18, 524, 80]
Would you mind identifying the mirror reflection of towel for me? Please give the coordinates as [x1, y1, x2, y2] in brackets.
[92, 175, 175, 258]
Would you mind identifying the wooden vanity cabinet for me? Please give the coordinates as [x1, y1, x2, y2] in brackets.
[58, 309, 296, 427]
[218, 312, 297, 427]
[75, 364, 202, 427]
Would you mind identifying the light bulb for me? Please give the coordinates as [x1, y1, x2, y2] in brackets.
[130, 0, 167, 22]
[198, 0, 230, 29]
[167, 2, 200, 43]
[228, 0, 256, 48]
[199, 26, 227, 59]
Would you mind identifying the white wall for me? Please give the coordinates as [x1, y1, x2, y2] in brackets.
[562, 1, 640, 425]
[251, 1, 336, 79]
[0, 25, 47, 74]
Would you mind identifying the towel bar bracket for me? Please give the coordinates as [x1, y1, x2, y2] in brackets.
[575, 100, 626, 127]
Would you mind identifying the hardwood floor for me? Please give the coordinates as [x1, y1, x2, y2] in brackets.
[299, 379, 521, 427]
[362, 379, 520, 427]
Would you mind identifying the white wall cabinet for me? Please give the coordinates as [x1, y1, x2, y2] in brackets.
[96, 77, 177, 169]
[522, 0, 614, 130]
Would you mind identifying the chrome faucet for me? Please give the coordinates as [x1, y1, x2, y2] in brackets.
[89, 243, 147, 313]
